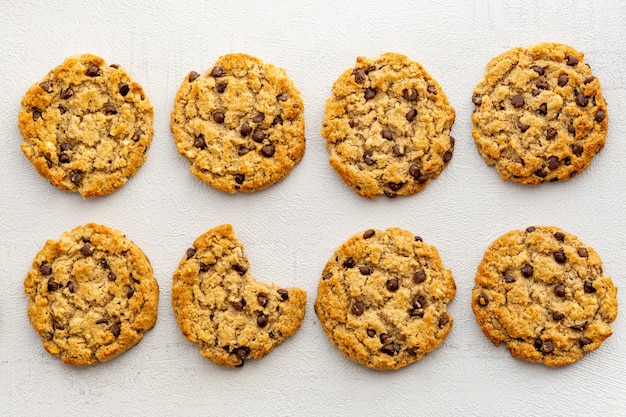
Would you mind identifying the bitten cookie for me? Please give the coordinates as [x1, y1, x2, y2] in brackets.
[171, 224, 306, 367]
[19, 54, 154, 197]
[471, 43, 608, 183]
[24, 224, 159, 365]
[170, 53, 305, 193]
[472, 226, 618, 366]
[322, 52, 456, 199]
[314, 228, 455, 370]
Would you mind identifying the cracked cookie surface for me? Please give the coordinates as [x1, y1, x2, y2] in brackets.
[322, 52, 455, 199]
[170, 53, 305, 193]
[24, 223, 159, 365]
[171, 224, 306, 367]
[314, 228, 455, 370]
[472, 226, 618, 366]
[19, 54, 154, 197]
[471, 43, 607, 184]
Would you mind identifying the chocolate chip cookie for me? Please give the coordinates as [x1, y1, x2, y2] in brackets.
[314, 228, 455, 370]
[471, 43, 608, 183]
[171, 224, 306, 367]
[472, 226, 618, 366]
[321, 52, 455, 199]
[19, 54, 154, 197]
[24, 223, 159, 365]
[170, 54, 305, 193]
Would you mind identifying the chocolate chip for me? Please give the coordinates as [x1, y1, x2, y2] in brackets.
[579, 338, 592, 348]
[564, 157, 571, 166]
[81, 243, 93, 257]
[546, 127, 557, 140]
[104, 105, 117, 115]
[576, 92, 589, 107]
[427, 86, 437, 95]
[110, 64, 120, 69]
[363, 229, 375, 239]
[232, 299, 244, 310]
[386, 278, 399, 292]
[47, 277, 60, 291]
[533, 66, 545, 75]
[517, 120, 530, 132]
[108, 271, 117, 281]
[343, 258, 355, 268]
[477, 293, 489, 306]
[101, 258, 110, 269]
[443, 150, 453, 163]
[276, 93, 288, 102]
[32, 108, 42, 121]
[389, 182, 404, 192]
[367, 329, 376, 337]
[540, 340, 554, 354]
[364, 88, 376, 100]
[186, 248, 196, 258]
[251, 114, 264, 124]
[552, 312, 565, 321]
[111, 323, 121, 337]
[409, 164, 420, 179]
[39, 82, 53, 92]
[69, 170, 83, 184]
[351, 302, 365, 316]
[413, 270, 426, 284]
[572, 144, 584, 157]
[96, 318, 108, 325]
[381, 343, 398, 356]
[535, 168, 547, 178]
[210, 66, 224, 77]
[61, 87, 74, 100]
[570, 322, 587, 331]
[363, 153, 375, 165]
[213, 111, 225, 123]
[538, 103, 547, 115]
[472, 94, 482, 105]
[59, 154, 70, 164]
[127, 287, 135, 299]
[52, 321, 64, 331]
[257, 314, 268, 328]
[547, 156, 560, 170]
[584, 76, 595, 84]
[578, 247, 588, 257]
[438, 315, 450, 328]
[567, 123, 576, 135]
[566, 55, 579, 66]
[521, 264, 533, 277]
[531, 89, 540, 97]
[59, 143, 72, 152]
[382, 129, 393, 140]
[39, 264, 52, 275]
[199, 263, 210, 272]
[240, 122, 252, 136]
[536, 81, 548, 90]
[235, 346, 250, 360]
[504, 274, 516, 283]
[526, 226, 536, 232]
[554, 250, 567, 264]
[188, 71, 200, 82]
[271, 115, 283, 126]
[261, 144, 275, 158]
[412, 295, 426, 310]
[584, 281, 596, 293]
[379, 333, 392, 344]
[216, 82, 227, 93]
[133, 130, 143, 141]
[194, 134, 206, 149]
[234, 174, 244, 184]
[118, 83, 130, 96]
[511, 94, 524, 108]
[277, 289, 289, 301]
[415, 236, 423, 242]
[558, 74, 569, 87]
[595, 110, 606, 122]
[58, 105, 67, 114]
[352, 69, 366, 83]
[359, 266, 372, 276]
[403, 88, 418, 101]
[322, 272, 333, 280]
[233, 264, 247, 275]
[252, 129, 265, 143]
[554, 284, 566, 297]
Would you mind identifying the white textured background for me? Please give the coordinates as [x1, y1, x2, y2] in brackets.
[1, 1, 625, 416]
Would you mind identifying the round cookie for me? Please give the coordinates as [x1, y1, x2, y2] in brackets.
[321, 52, 456, 199]
[314, 228, 455, 370]
[170, 53, 305, 193]
[19, 54, 154, 197]
[471, 43, 608, 184]
[472, 226, 618, 366]
[24, 223, 159, 366]
[171, 224, 306, 367]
